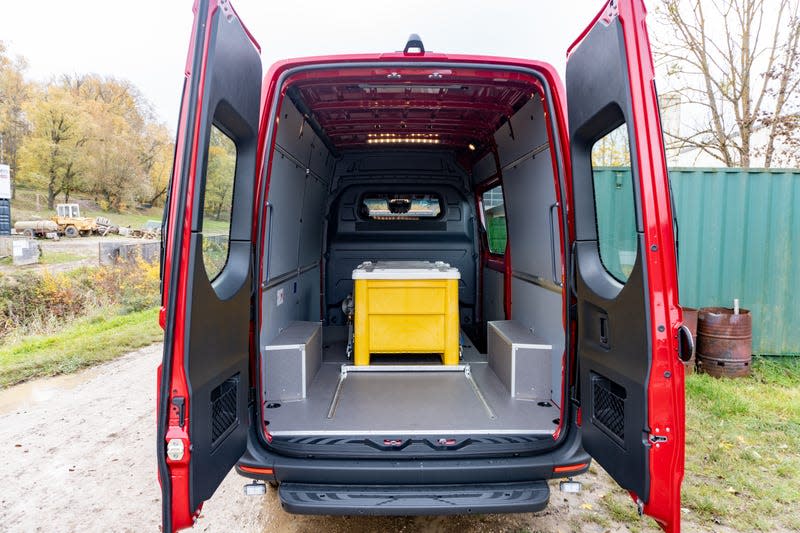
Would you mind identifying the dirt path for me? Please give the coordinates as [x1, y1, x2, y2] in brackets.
[1, 345, 703, 533]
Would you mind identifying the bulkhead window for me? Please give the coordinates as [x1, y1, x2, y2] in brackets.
[359, 193, 442, 221]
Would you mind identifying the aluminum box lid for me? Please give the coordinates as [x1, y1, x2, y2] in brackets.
[352, 260, 461, 280]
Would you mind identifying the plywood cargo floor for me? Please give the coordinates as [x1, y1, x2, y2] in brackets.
[265, 335, 560, 437]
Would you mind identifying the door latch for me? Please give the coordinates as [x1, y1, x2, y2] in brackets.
[171, 396, 186, 428]
[599, 316, 609, 346]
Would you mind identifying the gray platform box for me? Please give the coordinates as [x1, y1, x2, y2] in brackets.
[264, 321, 322, 402]
[487, 320, 552, 400]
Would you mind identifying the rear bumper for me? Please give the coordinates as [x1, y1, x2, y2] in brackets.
[237, 422, 589, 488]
[278, 480, 550, 515]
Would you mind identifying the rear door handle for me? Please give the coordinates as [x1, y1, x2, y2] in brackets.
[677, 324, 695, 362]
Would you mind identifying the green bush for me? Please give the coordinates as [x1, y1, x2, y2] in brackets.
[0, 258, 160, 340]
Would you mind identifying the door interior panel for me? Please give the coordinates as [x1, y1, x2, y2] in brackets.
[184, 235, 251, 508]
[574, 239, 650, 498]
[568, 7, 652, 503]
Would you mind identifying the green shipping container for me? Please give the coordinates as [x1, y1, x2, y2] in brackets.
[593, 167, 800, 356]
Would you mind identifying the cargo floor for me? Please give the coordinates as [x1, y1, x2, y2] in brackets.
[265, 330, 560, 437]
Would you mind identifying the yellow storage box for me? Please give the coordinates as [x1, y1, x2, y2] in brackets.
[353, 261, 460, 366]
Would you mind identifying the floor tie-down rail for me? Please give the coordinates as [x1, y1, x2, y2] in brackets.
[327, 364, 496, 420]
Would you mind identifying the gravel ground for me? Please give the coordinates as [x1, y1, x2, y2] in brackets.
[0, 344, 684, 533]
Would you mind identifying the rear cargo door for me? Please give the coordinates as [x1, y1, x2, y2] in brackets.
[157, 1, 261, 531]
[566, 0, 684, 531]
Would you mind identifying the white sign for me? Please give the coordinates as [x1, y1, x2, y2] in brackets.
[12, 239, 28, 256]
[0, 164, 10, 200]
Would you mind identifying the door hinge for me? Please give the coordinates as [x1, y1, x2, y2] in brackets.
[569, 385, 580, 406]
[600, 0, 620, 26]
[249, 387, 257, 404]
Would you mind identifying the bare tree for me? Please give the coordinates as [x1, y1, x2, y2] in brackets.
[655, 0, 800, 168]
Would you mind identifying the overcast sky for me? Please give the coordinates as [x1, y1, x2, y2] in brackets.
[2, 1, 606, 129]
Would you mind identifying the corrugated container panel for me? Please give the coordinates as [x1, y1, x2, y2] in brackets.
[0, 199, 10, 235]
[594, 167, 800, 356]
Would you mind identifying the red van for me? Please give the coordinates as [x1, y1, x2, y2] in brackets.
[157, 0, 694, 531]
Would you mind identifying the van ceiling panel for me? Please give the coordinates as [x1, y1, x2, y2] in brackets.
[290, 72, 536, 152]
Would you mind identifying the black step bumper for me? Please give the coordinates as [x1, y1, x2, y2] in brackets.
[278, 480, 550, 515]
[238, 422, 589, 488]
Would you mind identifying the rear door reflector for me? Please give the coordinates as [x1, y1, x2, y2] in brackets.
[553, 462, 588, 473]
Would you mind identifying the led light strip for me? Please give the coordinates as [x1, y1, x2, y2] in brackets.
[366, 138, 441, 144]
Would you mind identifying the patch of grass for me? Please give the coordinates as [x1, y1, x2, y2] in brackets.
[682, 357, 800, 531]
[0, 307, 162, 388]
[599, 491, 652, 530]
[577, 510, 611, 529]
[39, 251, 89, 265]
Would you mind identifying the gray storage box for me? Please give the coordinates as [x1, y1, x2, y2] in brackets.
[487, 320, 552, 400]
[263, 321, 322, 402]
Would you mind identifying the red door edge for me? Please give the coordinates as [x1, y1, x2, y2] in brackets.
[618, 0, 685, 529]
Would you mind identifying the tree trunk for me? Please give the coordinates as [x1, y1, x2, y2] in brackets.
[47, 179, 58, 210]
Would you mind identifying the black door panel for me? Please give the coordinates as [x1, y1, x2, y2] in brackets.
[184, 235, 252, 509]
[574, 239, 650, 497]
[567, 3, 651, 505]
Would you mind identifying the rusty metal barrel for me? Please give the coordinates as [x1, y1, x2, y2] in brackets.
[696, 307, 752, 378]
[682, 307, 698, 375]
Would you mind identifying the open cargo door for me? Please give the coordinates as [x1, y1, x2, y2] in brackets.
[157, 0, 261, 531]
[566, 0, 685, 531]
